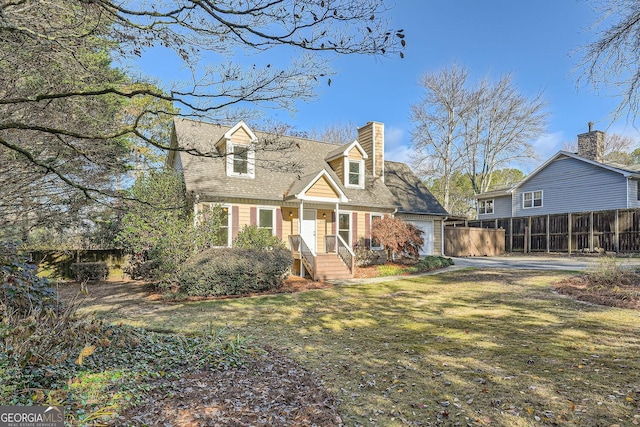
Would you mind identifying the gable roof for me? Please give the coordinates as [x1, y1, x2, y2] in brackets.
[384, 161, 449, 215]
[285, 169, 348, 203]
[474, 150, 640, 200]
[171, 118, 448, 215]
[324, 140, 368, 162]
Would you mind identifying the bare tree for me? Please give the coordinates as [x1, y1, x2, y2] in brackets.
[577, 0, 640, 121]
[0, 0, 405, 241]
[410, 64, 470, 212]
[410, 65, 546, 211]
[463, 74, 547, 194]
[306, 121, 359, 145]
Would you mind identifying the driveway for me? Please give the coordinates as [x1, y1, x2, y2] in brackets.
[450, 254, 640, 271]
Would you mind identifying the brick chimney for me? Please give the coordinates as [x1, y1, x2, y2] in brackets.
[577, 122, 604, 163]
[357, 121, 384, 180]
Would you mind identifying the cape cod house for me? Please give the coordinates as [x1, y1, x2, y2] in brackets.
[167, 118, 448, 280]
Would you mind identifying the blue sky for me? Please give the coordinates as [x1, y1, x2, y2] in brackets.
[132, 0, 639, 172]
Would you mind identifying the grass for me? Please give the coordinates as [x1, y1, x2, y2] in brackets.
[70, 270, 640, 426]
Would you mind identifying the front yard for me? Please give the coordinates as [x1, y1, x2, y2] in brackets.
[59, 269, 640, 426]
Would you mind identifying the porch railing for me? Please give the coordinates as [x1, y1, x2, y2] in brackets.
[289, 235, 315, 279]
[325, 234, 355, 274]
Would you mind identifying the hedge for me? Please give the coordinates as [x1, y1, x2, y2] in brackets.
[176, 247, 293, 297]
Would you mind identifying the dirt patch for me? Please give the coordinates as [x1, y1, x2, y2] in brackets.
[110, 347, 342, 427]
[554, 274, 640, 310]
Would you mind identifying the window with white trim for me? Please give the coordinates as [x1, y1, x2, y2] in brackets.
[523, 190, 543, 208]
[338, 212, 351, 245]
[346, 159, 364, 188]
[478, 199, 494, 215]
[370, 214, 383, 250]
[226, 142, 255, 178]
[218, 206, 231, 246]
[257, 207, 275, 235]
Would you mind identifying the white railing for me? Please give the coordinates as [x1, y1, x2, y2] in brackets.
[326, 234, 354, 274]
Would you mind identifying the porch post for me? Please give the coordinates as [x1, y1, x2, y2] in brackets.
[299, 200, 304, 234]
[335, 202, 340, 250]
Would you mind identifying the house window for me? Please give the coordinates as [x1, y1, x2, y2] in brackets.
[370, 214, 383, 250]
[218, 207, 230, 246]
[226, 142, 255, 178]
[338, 212, 351, 245]
[258, 207, 275, 235]
[233, 146, 248, 174]
[478, 199, 494, 215]
[346, 160, 364, 188]
[637, 181, 640, 201]
[523, 190, 543, 209]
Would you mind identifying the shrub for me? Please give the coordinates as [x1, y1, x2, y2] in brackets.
[175, 247, 293, 297]
[372, 217, 424, 260]
[233, 225, 285, 250]
[354, 238, 387, 267]
[0, 241, 59, 315]
[70, 262, 109, 281]
[409, 256, 455, 272]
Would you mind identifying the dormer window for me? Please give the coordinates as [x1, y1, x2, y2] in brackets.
[346, 159, 364, 188]
[226, 142, 255, 178]
[233, 145, 248, 174]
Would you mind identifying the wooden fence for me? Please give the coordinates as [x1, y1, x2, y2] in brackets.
[29, 249, 125, 279]
[452, 208, 640, 253]
[444, 227, 505, 256]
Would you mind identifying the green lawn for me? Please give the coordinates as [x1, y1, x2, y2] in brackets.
[75, 270, 640, 426]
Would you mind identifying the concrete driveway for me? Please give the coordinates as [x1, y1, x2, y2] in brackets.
[450, 254, 640, 271]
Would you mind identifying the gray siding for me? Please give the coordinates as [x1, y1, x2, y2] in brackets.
[513, 157, 628, 217]
[628, 179, 640, 209]
[478, 195, 512, 219]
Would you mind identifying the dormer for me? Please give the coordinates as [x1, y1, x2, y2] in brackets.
[325, 140, 368, 189]
[216, 121, 257, 179]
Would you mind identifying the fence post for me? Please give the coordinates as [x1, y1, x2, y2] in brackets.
[546, 215, 550, 253]
[509, 218, 513, 253]
[589, 211, 594, 252]
[615, 209, 620, 252]
[568, 213, 572, 254]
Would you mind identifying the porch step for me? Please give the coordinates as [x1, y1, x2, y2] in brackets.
[314, 253, 353, 280]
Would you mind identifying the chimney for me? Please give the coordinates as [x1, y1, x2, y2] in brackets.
[357, 121, 385, 180]
[577, 122, 604, 163]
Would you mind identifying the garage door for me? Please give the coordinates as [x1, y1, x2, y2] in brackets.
[407, 220, 434, 256]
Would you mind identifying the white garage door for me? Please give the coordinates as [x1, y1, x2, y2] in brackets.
[407, 220, 434, 256]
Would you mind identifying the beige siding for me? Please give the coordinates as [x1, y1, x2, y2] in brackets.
[358, 124, 374, 174]
[230, 127, 253, 145]
[329, 158, 344, 183]
[357, 122, 384, 178]
[306, 176, 339, 199]
[282, 208, 299, 248]
[347, 147, 363, 161]
[373, 122, 384, 178]
[317, 210, 332, 253]
[433, 219, 443, 256]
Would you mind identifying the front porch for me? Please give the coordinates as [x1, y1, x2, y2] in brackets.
[289, 234, 354, 281]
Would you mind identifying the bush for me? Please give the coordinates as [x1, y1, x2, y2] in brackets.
[233, 225, 285, 250]
[372, 217, 424, 260]
[70, 262, 109, 281]
[354, 238, 387, 267]
[175, 247, 293, 297]
[0, 241, 59, 315]
[408, 256, 454, 272]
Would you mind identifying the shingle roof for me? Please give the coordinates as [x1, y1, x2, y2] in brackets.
[172, 118, 448, 215]
[384, 161, 449, 215]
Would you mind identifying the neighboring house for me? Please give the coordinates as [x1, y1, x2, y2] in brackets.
[475, 126, 640, 220]
[167, 118, 448, 280]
